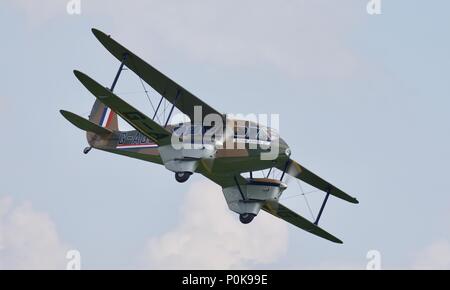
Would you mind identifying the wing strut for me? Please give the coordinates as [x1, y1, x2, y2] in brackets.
[164, 89, 181, 127]
[111, 53, 128, 92]
[279, 159, 291, 181]
[152, 92, 165, 120]
[279, 156, 335, 226]
[83, 53, 128, 155]
[266, 168, 272, 178]
[314, 190, 331, 225]
[234, 175, 247, 201]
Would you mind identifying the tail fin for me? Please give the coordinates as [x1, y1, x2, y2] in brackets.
[89, 100, 119, 131]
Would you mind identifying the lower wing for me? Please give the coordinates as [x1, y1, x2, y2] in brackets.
[263, 201, 343, 244]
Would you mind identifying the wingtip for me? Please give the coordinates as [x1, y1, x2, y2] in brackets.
[322, 232, 342, 244]
[329, 235, 343, 244]
[72, 70, 98, 93]
[60, 110, 73, 122]
[91, 28, 109, 39]
[73, 69, 85, 80]
[91, 28, 102, 36]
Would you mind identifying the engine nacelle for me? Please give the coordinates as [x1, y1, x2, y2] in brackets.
[159, 143, 216, 173]
[222, 178, 287, 217]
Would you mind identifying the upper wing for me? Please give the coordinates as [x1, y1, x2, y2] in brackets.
[92, 28, 223, 122]
[262, 201, 343, 244]
[277, 158, 358, 204]
[74, 70, 172, 146]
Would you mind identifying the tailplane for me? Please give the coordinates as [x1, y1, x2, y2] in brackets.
[60, 110, 112, 135]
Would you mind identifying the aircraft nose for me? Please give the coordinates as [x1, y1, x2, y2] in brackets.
[278, 138, 291, 157]
[285, 147, 291, 157]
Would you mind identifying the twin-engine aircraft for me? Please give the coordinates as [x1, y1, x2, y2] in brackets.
[61, 28, 358, 244]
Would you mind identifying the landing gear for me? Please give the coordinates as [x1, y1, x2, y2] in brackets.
[239, 213, 256, 224]
[175, 172, 192, 183]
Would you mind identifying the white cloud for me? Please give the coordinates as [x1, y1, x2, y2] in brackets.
[0, 196, 69, 269]
[144, 181, 288, 269]
[413, 240, 450, 270]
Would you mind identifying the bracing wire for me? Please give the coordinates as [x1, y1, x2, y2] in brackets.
[280, 189, 318, 201]
[137, 76, 161, 124]
[130, 57, 163, 124]
[296, 180, 316, 220]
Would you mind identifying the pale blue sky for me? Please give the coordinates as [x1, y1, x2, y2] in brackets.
[1, 1, 449, 269]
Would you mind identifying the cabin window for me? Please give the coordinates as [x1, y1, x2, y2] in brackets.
[236, 126, 247, 139]
[258, 127, 270, 141]
[247, 126, 258, 140]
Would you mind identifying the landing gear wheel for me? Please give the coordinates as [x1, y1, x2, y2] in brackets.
[175, 172, 192, 183]
[239, 213, 256, 224]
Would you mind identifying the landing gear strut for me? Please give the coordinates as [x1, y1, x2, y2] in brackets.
[239, 213, 256, 224]
[175, 172, 192, 183]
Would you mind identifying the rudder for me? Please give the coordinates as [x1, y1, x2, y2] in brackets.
[89, 100, 118, 131]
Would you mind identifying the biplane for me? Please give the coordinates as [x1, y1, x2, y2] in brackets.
[61, 28, 358, 244]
